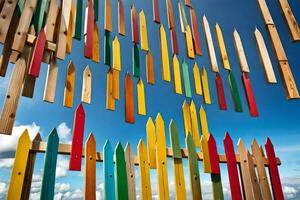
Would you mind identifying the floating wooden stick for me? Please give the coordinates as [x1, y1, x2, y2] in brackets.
[118, 0, 125, 36]
[137, 140, 152, 199]
[203, 16, 219, 72]
[124, 144, 136, 200]
[215, 23, 230, 70]
[182, 100, 192, 137]
[277, 0, 300, 41]
[201, 67, 211, 104]
[115, 143, 129, 200]
[185, 25, 195, 59]
[215, 73, 227, 110]
[155, 113, 169, 199]
[84, 1, 94, 59]
[152, 0, 160, 24]
[133, 44, 140, 77]
[106, 68, 115, 110]
[92, 23, 100, 63]
[0, 57, 26, 135]
[190, 100, 201, 147]
[113, 36, 121, 71]
[223, 132, 243, 200]
[233, 29, 250, 73]
[228, 72, 243, 112]
[7, 130, 31, 199]
[146, 117, 156, 169]
[84, 134, 96, 200]
[103, 140, 116, 199]
[104, 30, 111, 66]
[242, 73, 259, 117]
[159, 25, 171, 82]
[182, 60, 192, 98]
[74, 0, 83, 39]
[104, 0, 112, 32]
[137, 79, 146, 115]
[81, 66, 92, 104]
[125, 73, 134, 124]
[166, 0, 175, 29]
[45, 0, 59, 43]
[193, 63, 202, 95]
[131, 4, 139, 44]
[40, 129, 59, 200]
[69, 103, 85, 171]
[112, 69, 120, 100]
[172, 55, 183, 94]
[169, 120, 186, 200]
[186, 134, 202, 200]
[63, 61, 75, 108]
[178, 1, 188, 33]
[170, 28, 179, 55]
[254, 28, 277, 83]
[139, 10, 149, 51]
[146, 51, 155, 84]
[66, 0, 75, 53]
[190, 8, 202, 56]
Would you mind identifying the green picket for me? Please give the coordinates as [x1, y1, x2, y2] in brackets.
[169, 119, 182, 159]
[33, 0, 49, 33]
[211, 174, 224, 200]
[40, 128, 59, 200]
[17, 0, 25, 16]
[182, 60, 192, 98]
[115, 142, 129, 200]
[94, 0, 99, 21]
[186, 134, 202, 199]
[74, 0, 83, 40]
[104, 30, 112, 66]
[133, 44, 140, 77]
[228, 72, 243, 112]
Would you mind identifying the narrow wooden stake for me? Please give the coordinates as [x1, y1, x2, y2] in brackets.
[215, 73, 227, 110]
[170, 28, 179, 55]
[106, 68, 115, 110]
[66, 0, 75, 53]
[182, 60, 192, 98]
[92, 22, 100, 63]
[125, 73, 134, 124]
[43, 56, 58, 103]
[182, 100, 192, 137]
[133, 44, 140, 77]
[190, 8, 202, 56]
[104, 140, 116, 200]
[137, 78, 146, 115]
[84, 134, 96, 200]
[115, 143, 129, 200]
[104, 0, 112, 32]
[166, 0, 175, 29]
[112, 36, 121, 71]
[146, 117, 156, 169]
[215, 23, 230, 70]
[84, 1, 94, 59]
[81, 65, 92, 104]
[152, 0, 160, 24]
[178, 1, 188, 33]
[159, 25, 171, 82]
[242, 72, 259, 117]
[63, 61, 75, 108]
[0, 0, 18, 43]
[74, 0, 83, 40]
[193, 62, 202, 95]
[172, 55, 183, 94]
[104, 30, 112, 66]
[125, 143, 136, 200]
[233, 29, 250, 73]
[185, 25, 195, 59]
[228, 72, 243, 112]
[131, 4, 139, 44]
[118, 0, 125, 36]
[69, 103, 85, 171]
[112, 69, 120, 100]
[146, 50, 155, 84]
[40, 129, 59, 200]
[190, 101, 201, 147]
[201, 67, 211, 104]
[139, 10, 149, 51]
[7, 130, 31, 199]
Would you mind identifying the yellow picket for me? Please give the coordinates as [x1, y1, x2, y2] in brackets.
[182, 100, 192, 136]
[200, 135, 212, 173]
[215, 23, 230, 70]
[137, 79, 146, 115]
[190, 101, 201, 147]
[112, 36, 121, 71]
[155, 113, 170, 200]
[63, 61, 75, 108]
[159, 25, 171, 82]
[7, 129, 31, 200]
[193, 63, 202, 95]
[146, 117, 156, 169]
[92, 23, 100, 63]
[137, 140, 152, 199]
[172, 55, 183, 94]
[139, 10, 149, 51]
[199, 106, 209, 138]
[66, 0, 75, 54]
[112, 69, 120, 100]
[201, 67, 211, 104]
[106, 68, 115, 110]
[185, 25, 195, 59]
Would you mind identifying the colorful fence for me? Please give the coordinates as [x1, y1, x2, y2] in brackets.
[7, 112, 283, 200]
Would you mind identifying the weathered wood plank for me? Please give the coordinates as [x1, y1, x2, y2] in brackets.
[81, 65, 92, 104]
[125, 143, 136, 200]
[63, 61, 75, 108]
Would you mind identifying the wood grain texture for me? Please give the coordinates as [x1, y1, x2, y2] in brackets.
[0, 57, 26, 135]
[81, 65, 92, 104]
[0, 0, 18, 43]
[124, 144, 136, 200]
[203, 16, 219, 72]
[43, 55, 58, 103]
[84, 134, 96, 200]
[146, 117, 156, 169]
[55, 0, 68, 60]
[106, 68, 115, 110]
[233, 29, 250, 73]
[172, 55, 183, 94]
[247, 150, 263, 200]
[159, 25, 171, 82]
[137, 78, 146, 115]
[63, 61, 75, 108]
[125, 73, 134, 123]
[215, 23, 230, 70]
[45, 0, 59, 42]
[257, 0, 274, 25]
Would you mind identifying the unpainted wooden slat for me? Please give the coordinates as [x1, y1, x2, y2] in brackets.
[81, 65, 92, 104]
[63, 61, 75, 108]
[257, 0, 274, 25]
[45, 0, 59, 42]
[0, 0, 18, 43]
[215, 23, 230, 70]
[137, 78, 146, 115]
[84, 134, 96, 200]
[233, 29, 250, 73]
[7, 130, 31, 199]
[137, 140, 152, 199]
[43, 55, 58, 103]
[0, 57, 26, 135]
[56, 6, 68, 60]
[155, 113, 170, 200]
[159, 25, 171, 82]
[172, 55, 183, 94]
[124, 143, 136, 200]
[247, 150, 263, 200]
[146, 117, 156, 169]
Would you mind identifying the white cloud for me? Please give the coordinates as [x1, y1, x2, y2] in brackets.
[70, 189, 83, 199]
[56, 156, 69, 178]
[55, 183, 70, 193]
[283, 186, 298, 199]
[0, 158, 14, 168]
[0, 182, 7, 194]
[57, 122, 72, 144]
[0, 122, 40, 153]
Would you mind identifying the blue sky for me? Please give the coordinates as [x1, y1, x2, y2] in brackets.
[1, 0, 300, 199]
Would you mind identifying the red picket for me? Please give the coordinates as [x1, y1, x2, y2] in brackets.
[215, 73, 227, 110]
[190, 8, 202, 56]
[28, 29, 46, 77]
[242, 72, 259, 117]
[125, 73, 134, 124]
[131, 5, 139, 44]
[223, 132, 242, 200]
[69, 103, 86, 171]
[84, 0, 94, 59]
[265, 138, 284, 200]
[170, 29, 179, 55]
[207, 134, 220, 174]
[152, 0, 160, 24]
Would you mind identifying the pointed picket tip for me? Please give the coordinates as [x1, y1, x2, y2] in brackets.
[124, 142, 132, 152]
[68, 60, 75, 70]
[215, 22, 220, 29]
[182, 100, 189, 108]
[146, 117, 155, 128]
[113, 36, 119, 43]
[223, 132, 233, 143]
[115, 142, 124, 154]
[104, 139, 113, 151]
[33, 132, 42, 142]
[19, 129, 31, 144]
[254, 27, 259, 33]
[265, 137, 273, 148]
[86, 133, 96, 144]
[251, 139, 259, 148]
[186, 132, 193, 143]
[190, 100, 196, 108]
[139, 9, 145, 16]
[131, 3, 136, 10]
[169, 119, 176, 129]
[84, 65, 91, 72]
[155, 113, 164, 124]
[137, 78, 144, 85]
[199, 105, 206, 114]
[137, 139, 145, 150]
[49, 128, 59, 139]
[159, 24, 165, 33]
[207, 134, 216, 145]
[203, 15, 207, 21]
[76, 103, 85, 116]
[237, 138, 246, 149]
[169, 119, 182, 158]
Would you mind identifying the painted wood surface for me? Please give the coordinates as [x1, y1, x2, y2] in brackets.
[125, 73, 134, 123]
[7, 130, 31, 200]
[63, 61, 75, 108]
[182, 60, 192, 98]
[193, 63, 202, 95]
[106, 68, 115, 110]
[74, 0, 83, 39]
[104, 0, 112, 32]
[84, 134, 96, 200]
[215, 73, 227, 110]
[40, 129, 59, 200]
[137, 79, 146, 115]
[146, 117, 156, 169]
[69, 103, 85, 171]
[215, 23, 230, 70]
[199, 106, 209, 138]
[66, 0, 75, 53]
[103, 140, 116, 200]
[104, 30, 111, 66]
[182, 100, 192, 137]
[125, 144, 136, 200]
[201, 67, 211, 104]
[146, 51, 155, 84]
[172, 55, 183, 94]
[112, 69, 120, 100]
[159, 25, 171, 82]
[185, 25, 195, 59]
[43, 53, 58, 102]
[190, 101, 201, 147]
[92, 23, 100, 63]
[166, 0, 175, 29]
[131, 4, 139, 44]
[84, 1, 94, 59]
[228, 72, 243, 112]
[233, 29, 250, 73]
[190, 8, 202, 56]
[118, 0, 125, 35]
[170, 28, 179, 55]
[169, 120, 182, 159]
[45, 0, 59, 42]
[201, 134, 212, 173]
[178, 1, 188, 33]
[152, 0, 160, 23]
[115, 143, 129, 200]
[133, 44, 140, 77]
[242, 72, 259, 117]
[112, 36, 121, 71]
[139, 10, 149, 51]
[137, 140, 152, 199]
